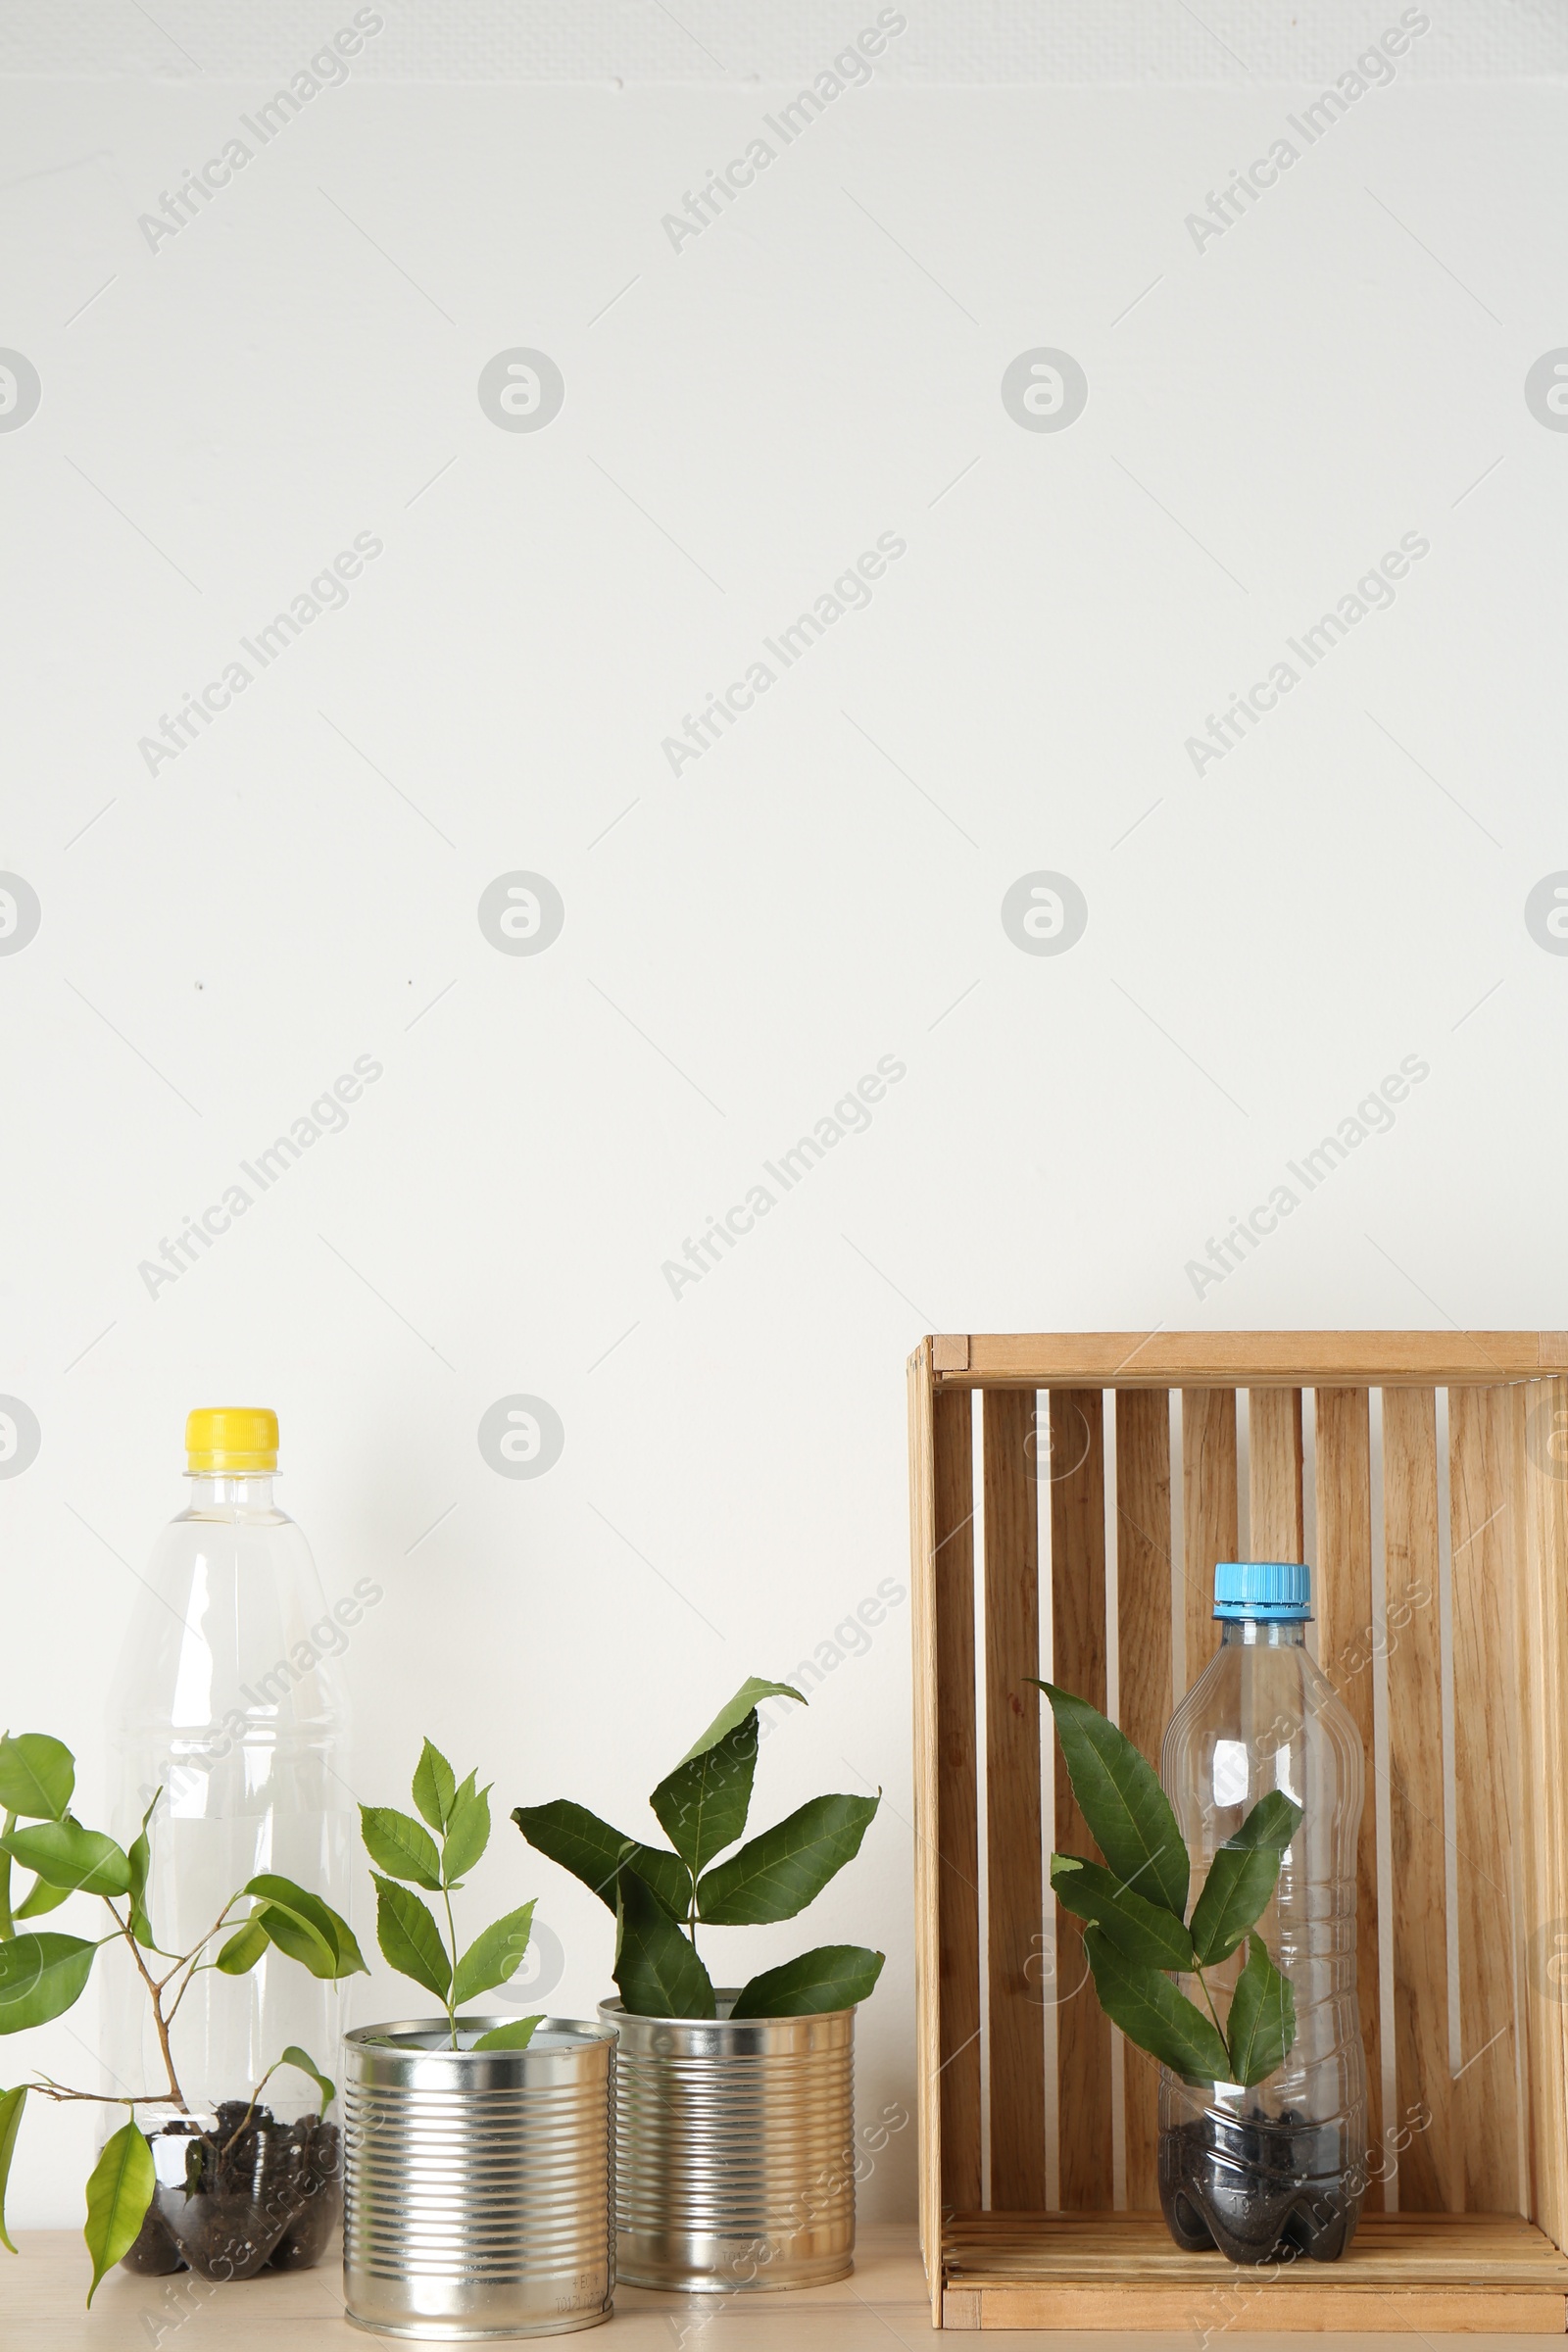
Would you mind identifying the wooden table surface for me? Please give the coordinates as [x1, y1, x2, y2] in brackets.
[3, 2224, 1556, 2350]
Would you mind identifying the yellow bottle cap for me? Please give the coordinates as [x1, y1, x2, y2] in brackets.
[185, 1407, 278, 1474]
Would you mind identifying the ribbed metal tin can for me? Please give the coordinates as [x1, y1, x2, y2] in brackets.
[342, 2018, 615, 2339]
[601, 1994, 856, 2292]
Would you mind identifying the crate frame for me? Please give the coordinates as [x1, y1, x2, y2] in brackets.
[907, 1332, 1568, 2331]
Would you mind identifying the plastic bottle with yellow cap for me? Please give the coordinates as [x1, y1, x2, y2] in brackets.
[104, 1408, 358, 2156]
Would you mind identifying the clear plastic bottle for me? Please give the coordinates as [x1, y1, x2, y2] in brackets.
[104, 1408, 355, 2127]
[1158, 1559, 1366, 2264]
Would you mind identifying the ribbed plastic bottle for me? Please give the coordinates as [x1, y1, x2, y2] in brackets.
[103, 1409, 355, 2126]
[1158, 1559, 1366, 2263]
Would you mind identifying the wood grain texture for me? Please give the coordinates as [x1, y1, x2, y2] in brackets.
[983, 1387, 1047, 2211]
[1112, 1387, 1172, 2212]
[943, 2208, 1568, 2329]
[1250, 1386, 1304, 1559]
[944, 1334, 1568, 1390]
[1049, 1388, 1111, 2211]
[906, 1339, 943, 2314]
[1449, 1384, 1524, 2217]
[954, 2283, 1565, 2331]
[1312, 1386, 1382, 2207]
[1381, 1386, 1457, 2214]
[1179, 1388, 1237, 1697]
[932, 1384, 981, 2220]
[1520, 1376, 1568, 2249]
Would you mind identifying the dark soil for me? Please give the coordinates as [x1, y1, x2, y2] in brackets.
[118, 2102, 341, 2281]
[1159, 2110, 1362, 2266]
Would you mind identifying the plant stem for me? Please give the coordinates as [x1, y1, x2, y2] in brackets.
[30, 2081, 160, 2107]
[155, 1893, 242, 1995]
[441, 1885, 459, 2048]
[107, 1898, 188, 2113]
[220, 2061, 279, 2157]
[1193, 1961, 1228, 2055]
[0, 1811, 14, 1940]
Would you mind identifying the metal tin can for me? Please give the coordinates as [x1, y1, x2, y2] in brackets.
[601, 1994, 856, 2293]
[342, 2018, 615, 2339]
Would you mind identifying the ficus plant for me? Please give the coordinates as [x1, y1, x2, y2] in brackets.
[1034, 1684, 1302, 2087]
[361, 1739, 543, 2051]
[0, 1730, 363, 2304]
[514, 1676, 885, 2019]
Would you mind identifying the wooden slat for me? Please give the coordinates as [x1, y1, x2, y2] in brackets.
[951, 2282, 1566, 2331]
[1382, 1386, 1457, 2213]
[1250, 1386, 1304, 1558]
[1179, 1388, 1236, 1696]
[1049, 1389, 1111, 2211]
[945, 2207, 1568, 2327]
[1112, 1388, 1172, 2213]
[983, 1388, 1046, 2210]
[932, 1385, 980, 2220]
[940, 1333, 1568, 1389]
[1314, 1386, 1382, 2207]
[1449, 1384, 1524, 2216]
[906, 1340, 943, 2319]
[1520, 1376, 1568, 2248]
[947, 2208, 1568, 2269]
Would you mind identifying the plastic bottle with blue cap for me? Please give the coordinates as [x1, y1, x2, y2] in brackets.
[1157, 1557, 1367, 2262]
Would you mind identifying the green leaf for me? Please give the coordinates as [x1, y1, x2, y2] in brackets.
[730, 1944, 885, 2018]
[2, 1821, 130, 1900]
[1051, 1855, 1195, 1971]
[360, 1806, 442, 1890]
[0, 1736, 74, 1823]
[277, 2043, 335, 2115]
[0, 1934, 98, 2033]
[697, 1792, 879, 1926]
[0, 2084, 25, 2254]
[1227, 1933, 1297, 2087]
[127, 1793, 158, 1948]
[83, 2120, 155, 2306]
[1225, 1789, 1303, 1851]
[1031, 1684, 1189, 1918]
[453, 1901, 535, 2008]
[672, 1678, 806, 1768]
[371, 1874, 451, 2002]
[15, 1878, 72, 1921]
[512, 1800, 693, 1922]
[442, 1782, 491, 1885]
[1188, 1800, 1300, 1967]
[412, 1739, 457, 1833]
[613, 1867, 715, 2018]
[215, 1918, 270, 1976]
[1082, 1926, 1230, 2085]
[652, 1709, 760, 1876]
[470, 2016, 545, 2051]
[243, 1877, 367, 1981]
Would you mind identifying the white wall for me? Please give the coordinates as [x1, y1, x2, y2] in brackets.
[2, 2, 1565, 2228]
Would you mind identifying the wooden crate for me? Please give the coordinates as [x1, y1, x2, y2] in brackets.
[906, 1333, 1568, 2331]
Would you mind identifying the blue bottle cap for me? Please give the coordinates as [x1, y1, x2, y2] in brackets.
[1213, 1559, 1312, 1622]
